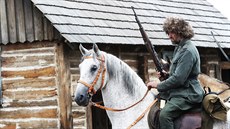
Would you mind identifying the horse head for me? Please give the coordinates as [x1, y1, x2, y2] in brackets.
[74, 43, 107, 106]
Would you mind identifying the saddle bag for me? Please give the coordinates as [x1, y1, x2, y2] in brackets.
[202, 87, 229, 121]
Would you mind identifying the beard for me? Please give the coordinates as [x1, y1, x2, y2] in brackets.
[171, 40, 180, 45]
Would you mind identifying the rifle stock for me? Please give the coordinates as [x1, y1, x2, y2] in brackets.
[131, 6, 167, 80]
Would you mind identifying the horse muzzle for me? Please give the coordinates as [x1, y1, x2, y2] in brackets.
[74, 85, 91, 106]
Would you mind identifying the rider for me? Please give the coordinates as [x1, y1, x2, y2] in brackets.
[147, 17, 204, 129]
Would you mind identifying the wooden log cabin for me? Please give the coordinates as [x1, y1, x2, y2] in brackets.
[0, 0, 230, 129]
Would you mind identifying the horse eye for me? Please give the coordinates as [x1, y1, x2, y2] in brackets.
[91, 65, 98, 72]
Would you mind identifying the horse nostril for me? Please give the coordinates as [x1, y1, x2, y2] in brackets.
[76, 94, 88, 103]
[78, 95, 84, 102]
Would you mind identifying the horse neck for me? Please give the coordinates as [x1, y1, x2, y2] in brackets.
[101, 53, 149, 107]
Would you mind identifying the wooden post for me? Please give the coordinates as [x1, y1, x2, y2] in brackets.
[23, 0, 34, 42]
[138, 55, 149, 83]
[86, 105, 93, 129]
[0, 46, 2, 108]
[0, 0, 9, 43]
[56, 42, 72, 129]
[6, 0, 17, 43]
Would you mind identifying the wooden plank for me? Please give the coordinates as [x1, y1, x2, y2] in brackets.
[2, 48, 54, 55]
[56, 43, 72, 129]
[72, 110, 86, 119]
[220, 61, 230, 69]
[124, 60, 138, 68]
[2, 77, 56, 90]
[17, 120, 58, 129]
[47, 20, 54, 41]
[3, 99, 57, 108]
[2, 55, 55, 68]
[53, 28, 61, 40]
[15, 0, 26, 42]
[0, 0, 9, 44]
[0, 47, 2, 107]
[0, 120, 57, 129]
[33, 6, 43, 40]
[6, 0, 17, 43]
[73, 119, 86, 127]
[23, 0, 34, 42]
[3, 88, 57, 100]
[43, 18, 48, 40]
[0, 108, 57, 119]
[86, 106, 93, 129]
[1, 66, 55, 78]
[138, 55, 149, 83]
[2, 41, 54, 51]
[0, 123, 16, 129]
[70, 60, 81, 68]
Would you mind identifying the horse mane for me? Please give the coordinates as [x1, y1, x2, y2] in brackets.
[103, 51, 147, 95]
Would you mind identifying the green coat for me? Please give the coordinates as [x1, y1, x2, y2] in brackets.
[157, 39, 204, 103]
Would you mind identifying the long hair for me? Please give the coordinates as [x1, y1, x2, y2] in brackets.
[163, 17, 194, 39]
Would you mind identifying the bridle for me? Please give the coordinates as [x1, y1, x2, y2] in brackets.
[77, 54, 106, 95]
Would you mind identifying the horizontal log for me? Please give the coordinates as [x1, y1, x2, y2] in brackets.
[69, 60, 81, 68]
[220, 61, 230, 69]
[0, 119, 58, 129]
[18, 119, 58, 128]
[2, 55, 54, 67]
[2, 99, 57, 107]
[71, 74, 80, 83]
[2, 66, 56, 78]
[0, 124, 16, 129]
[73, 119, 86, 127]
[72, 110, 86, 119]
[2, 77, 56, 90]
[2, 48, 54, 56]
[68, 50, 81, 59]
[0, 107, 57, 119]
[3, 89, 57, 100]
[2, 42, 55, 51]
[124, 60, 138, 68]
[70, 69, 79, 74]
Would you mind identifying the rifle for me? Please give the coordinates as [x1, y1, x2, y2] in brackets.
[131, 6, 168, 80]
[211, 31, 230, 61]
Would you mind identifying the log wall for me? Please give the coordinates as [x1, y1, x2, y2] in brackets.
[0, 42, 70, 129]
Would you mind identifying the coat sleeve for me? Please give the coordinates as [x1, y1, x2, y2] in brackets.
[157, 49, 195, 92]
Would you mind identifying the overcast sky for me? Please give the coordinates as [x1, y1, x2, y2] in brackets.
[207, 0, 230, 20]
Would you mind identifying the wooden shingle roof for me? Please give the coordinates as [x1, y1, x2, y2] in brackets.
[12, 0, 230, 48]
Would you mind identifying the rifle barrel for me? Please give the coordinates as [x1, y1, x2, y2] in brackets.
[132, 6, 166, 79]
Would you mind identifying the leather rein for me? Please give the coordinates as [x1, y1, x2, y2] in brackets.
[77, 54, 158, 129]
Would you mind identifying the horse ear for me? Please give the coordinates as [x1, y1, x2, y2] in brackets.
[79, 44, 89, 55]
[93, 43, 101, 57]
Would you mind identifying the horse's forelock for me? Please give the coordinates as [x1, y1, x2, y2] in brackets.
[80, 50, 99, 62]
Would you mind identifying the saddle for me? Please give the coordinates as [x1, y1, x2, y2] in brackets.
[148, 102, 202, 129]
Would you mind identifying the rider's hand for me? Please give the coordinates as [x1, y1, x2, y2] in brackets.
[157, 70, 169, 81]
[147, 81, 158, 89]
[156, 70, 168, 78]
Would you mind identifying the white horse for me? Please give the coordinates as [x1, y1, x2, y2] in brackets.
[74, 44, 230, 129]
